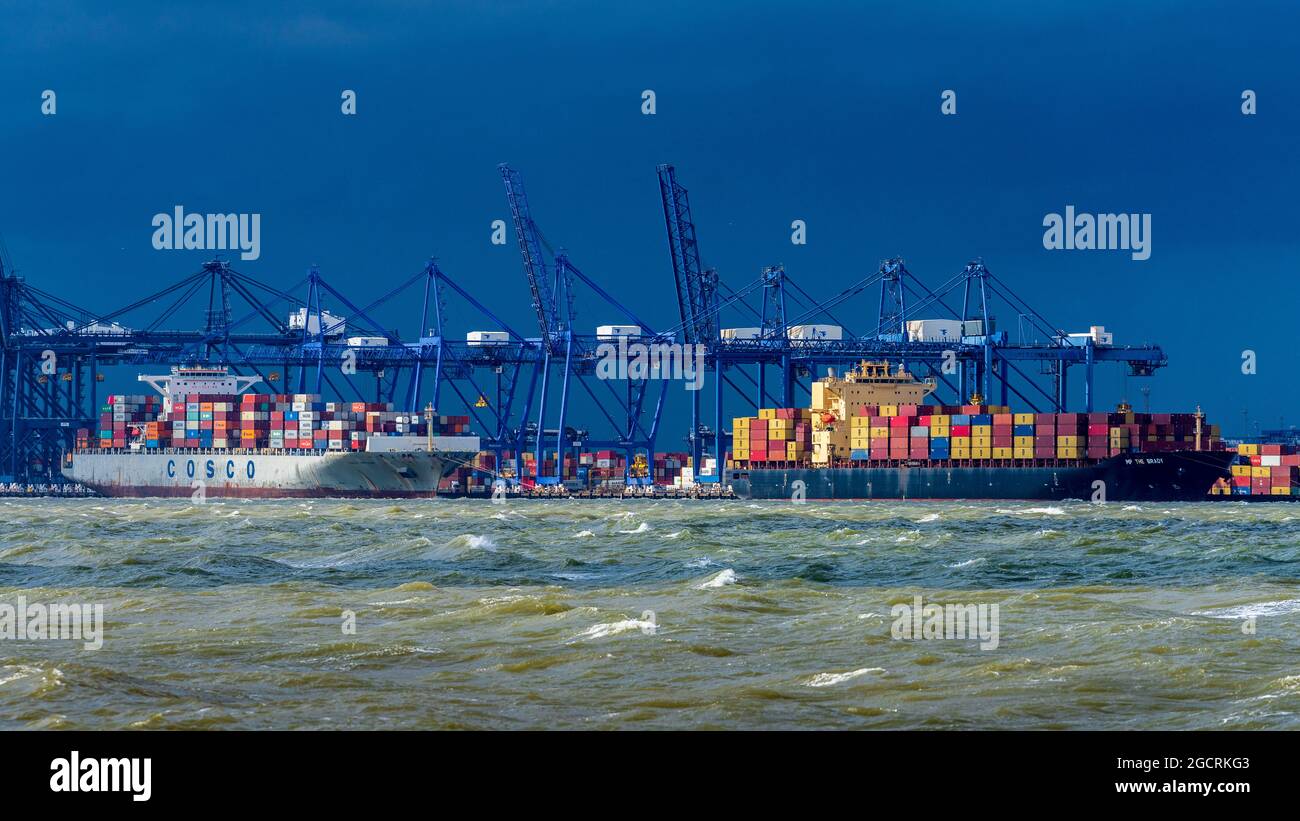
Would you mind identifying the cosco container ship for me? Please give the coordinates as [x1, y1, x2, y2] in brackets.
[63, 367, 479, 498]
[727, 361, 1235, 502]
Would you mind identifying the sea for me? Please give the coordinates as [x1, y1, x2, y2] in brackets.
[1, 498, 1297, 729]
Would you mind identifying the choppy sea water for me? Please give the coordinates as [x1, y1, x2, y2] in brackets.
[1, 498, 1298, 730]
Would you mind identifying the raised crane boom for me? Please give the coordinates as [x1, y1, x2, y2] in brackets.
[500, 163, 562, 342]
[657, 164, 717, 344]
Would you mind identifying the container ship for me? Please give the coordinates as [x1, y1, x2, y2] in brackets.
[727, 361, 1235, 502]
[63, 367, 479, 498]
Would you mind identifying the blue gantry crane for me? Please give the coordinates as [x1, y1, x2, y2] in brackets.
[499, 163, 670, 485]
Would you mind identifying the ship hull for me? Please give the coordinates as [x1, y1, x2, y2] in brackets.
[729, 451, 1234, 502]
[63, 449, 471, 499]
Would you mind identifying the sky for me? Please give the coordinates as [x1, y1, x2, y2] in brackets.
[1, 0, 1298, 442]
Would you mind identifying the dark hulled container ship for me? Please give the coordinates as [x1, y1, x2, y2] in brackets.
[728, 361, 1234, 502]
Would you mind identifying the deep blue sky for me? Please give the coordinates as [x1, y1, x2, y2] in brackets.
[2, 1, 1298, 440]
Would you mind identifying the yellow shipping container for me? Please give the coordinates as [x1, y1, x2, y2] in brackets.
[971, 447, 992, 459]
[972, 436, 992, 448]
[1014, 413, 1035, 425]
[1014, 435, 1034, 447]
[1058, 447, 1081, 458]
[1230, 464, 1251, 477]
[1013, 447, 1034, 459]
[931, 425, 950, 437]
[1251, 466, 1270, 478]
[758, 408, 777, 420]
[951, 448, 971, 459]
[879, 405, 897, 417]
[952, 436, 971, 446]
[870, 426, 889, 439]
[1273, 486, 1293, 496]
[992, 447, 1013, 459]
[1057, 435, 1081, 447]
[851, 416, 871, 428]
[930, 414, 951, 425]
[972, 424, 992, 436]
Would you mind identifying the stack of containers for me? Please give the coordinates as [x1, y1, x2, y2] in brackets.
[768, 409, 793, 462]
[1013, 413, 1035, 459]
[653, 452, 690, 484]
[951, 413, 971, 459]
[733, 417, 752, 461]
[992, 413, 1013, 459]
[869, 409, 889, 460]
[1034, 413, 1056, 459]
[240, 393, 271, 448]
[98, 394, 162, 448]
[1056, 413, 1084, 459]
[970, 413, 992, 459]
[1224, 443, 1300, 496]
[888, 410, 911, 460]
[109, 391, 467, 451]
[928, 411, 951, 460]
[849, 410, 872, 459]
[728, 409, 812, 464]
[720, 403, 1223, 467]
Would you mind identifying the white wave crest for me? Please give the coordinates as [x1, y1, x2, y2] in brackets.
[578, 617, 656, 639]
[1192, 599, 1300, 620]
[697, 568, 737, 589]
[573, 530, 595, 538]
[430, 534, 497, 558]
[945, 557, 986, 569]
[997, 506, 1065, 516]
[805, 667, 885, 687]
[617, 522, 651, 534]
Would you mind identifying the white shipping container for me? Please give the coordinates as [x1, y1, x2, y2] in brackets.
[596, 324, 641, 340]
[786, 324, 843, 341]
[720, 327, 762, 340]
[906, 319, 963, 342]
[1262, 455, 1282, 467]
[289, 308, 346, 338]
[346, 336, 389, 347]
[467, 330, 510, 346]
